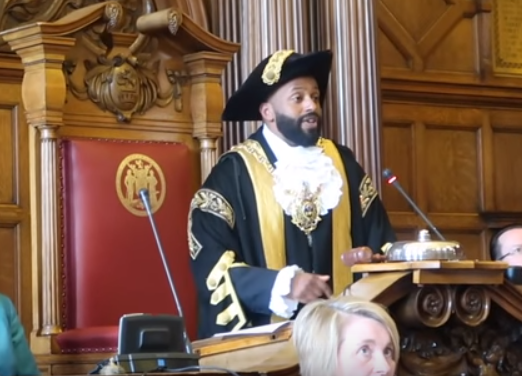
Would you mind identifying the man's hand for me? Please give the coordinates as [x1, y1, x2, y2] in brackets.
[341, 246, 387, 267]
[287, 272, 332, 303]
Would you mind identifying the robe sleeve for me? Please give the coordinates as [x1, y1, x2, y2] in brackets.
[338, 145, 396, 254]
[188, 156, 279, 336]
[358, 172, 397, 254]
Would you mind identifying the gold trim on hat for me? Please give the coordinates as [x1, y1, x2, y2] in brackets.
[261, 50, 294, 86]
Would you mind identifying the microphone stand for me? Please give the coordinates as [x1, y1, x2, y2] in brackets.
[383, 169, 446, 241]
[139, 189, 193, 354]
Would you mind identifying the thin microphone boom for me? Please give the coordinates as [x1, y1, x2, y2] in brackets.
[382, 168, 446, 241]
[138, 188, 193, 354]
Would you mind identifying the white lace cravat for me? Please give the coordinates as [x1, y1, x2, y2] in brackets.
[272, 145, 343, 226]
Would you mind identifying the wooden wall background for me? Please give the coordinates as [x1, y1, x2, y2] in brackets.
[208, 0, 522, 261]
[378, 0, 522, 261]
[0, 54, 31, 335]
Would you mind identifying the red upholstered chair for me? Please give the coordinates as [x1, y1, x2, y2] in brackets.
[55, 138, 198, 354]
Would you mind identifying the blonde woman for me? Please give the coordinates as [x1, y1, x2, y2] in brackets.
[293, 296, 400, 376]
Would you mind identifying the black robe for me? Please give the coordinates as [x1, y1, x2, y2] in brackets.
[188, 128, 396, 339]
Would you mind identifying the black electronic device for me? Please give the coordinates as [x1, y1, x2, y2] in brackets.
[113, 188, 199, 373]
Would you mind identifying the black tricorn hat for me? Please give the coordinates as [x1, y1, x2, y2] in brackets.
[222, 49, 333, 122]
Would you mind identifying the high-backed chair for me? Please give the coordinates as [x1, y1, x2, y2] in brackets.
[0, 1, 238, 373]
[55, 138, 196, 354]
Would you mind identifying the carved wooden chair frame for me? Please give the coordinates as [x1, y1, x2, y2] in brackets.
[0, 0, 239, 355]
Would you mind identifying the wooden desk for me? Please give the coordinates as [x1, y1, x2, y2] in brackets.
[38, 327, 298, 376]
[40, 260, 522, 376]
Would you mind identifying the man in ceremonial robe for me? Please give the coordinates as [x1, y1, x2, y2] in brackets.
[188, 49, 396, 339]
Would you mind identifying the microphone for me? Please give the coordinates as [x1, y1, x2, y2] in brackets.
[139, 188, 193, 354]
[382, 168, 446, 241]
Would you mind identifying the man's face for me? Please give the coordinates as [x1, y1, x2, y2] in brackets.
[496, 228, 522, 266]
[260, 76, 323, 147]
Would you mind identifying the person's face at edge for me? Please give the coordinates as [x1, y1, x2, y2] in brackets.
[336, 315, 396, 376]
[259, 76, 322, 147]
[497, 228, 522, 266]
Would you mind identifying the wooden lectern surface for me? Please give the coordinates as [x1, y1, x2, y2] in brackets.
[195, 327, 297, 374]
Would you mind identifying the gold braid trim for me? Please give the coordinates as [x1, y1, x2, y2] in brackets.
[207, 250, 248, 330]
[230, 140, 286, 271]
[261, 50, 294, 86]
[188, 188, 235, 260]
[359, 174, 378, 218]
[320, 139, 353, 294]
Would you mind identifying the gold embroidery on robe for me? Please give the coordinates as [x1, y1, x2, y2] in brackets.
[207, 250, 248, 330]
[188, 188, 235, 260]
[359, 174, 378, 218]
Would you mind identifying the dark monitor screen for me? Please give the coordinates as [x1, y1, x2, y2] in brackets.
[117, 314, 187, 355]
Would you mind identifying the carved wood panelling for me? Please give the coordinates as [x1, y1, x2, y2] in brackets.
[0, 0, 235, 354]
[490, 114, 522, 213]
[0, 82, 32, 336]
[381, 101, 522, 259]
[378, 0, 522, 258]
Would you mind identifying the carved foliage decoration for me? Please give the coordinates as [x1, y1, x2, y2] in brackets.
[0, 0, 142, 33]
[62, 2, 187, 122]
[392, 286, 521, 376]
[0, 0, 82, 32]
[65, 54, 187, 122]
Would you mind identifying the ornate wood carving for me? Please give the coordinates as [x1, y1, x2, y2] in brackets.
[61, 3, 186, 123]
[65, 53, 179, 122]
[135, 7, 239, 181]
[0, 0, 145, 37]
[0, 1, 120, 347]
[0, 0, 238, 357]
[394, 285, 454, 328]
[396, 302, 520, 376]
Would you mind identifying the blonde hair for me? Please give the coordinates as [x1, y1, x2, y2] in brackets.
[292, 296, 400, 376]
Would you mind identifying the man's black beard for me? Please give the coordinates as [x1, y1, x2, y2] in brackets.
[275, 112, 321, 147]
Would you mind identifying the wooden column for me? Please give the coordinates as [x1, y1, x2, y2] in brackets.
[4, 34, 75, 351]
[184, 52, 234, 182]
[208, 0, 314, 151]
[316, 0, 383, 190]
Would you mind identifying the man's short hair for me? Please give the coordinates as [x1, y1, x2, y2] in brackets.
[490, 223, 522, 261]
[292, 296, 400, 376]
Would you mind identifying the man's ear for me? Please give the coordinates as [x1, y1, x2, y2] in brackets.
[259, 102, 275, 123]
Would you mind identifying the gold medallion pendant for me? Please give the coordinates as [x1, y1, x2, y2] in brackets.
[288, 185, 322, 235]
